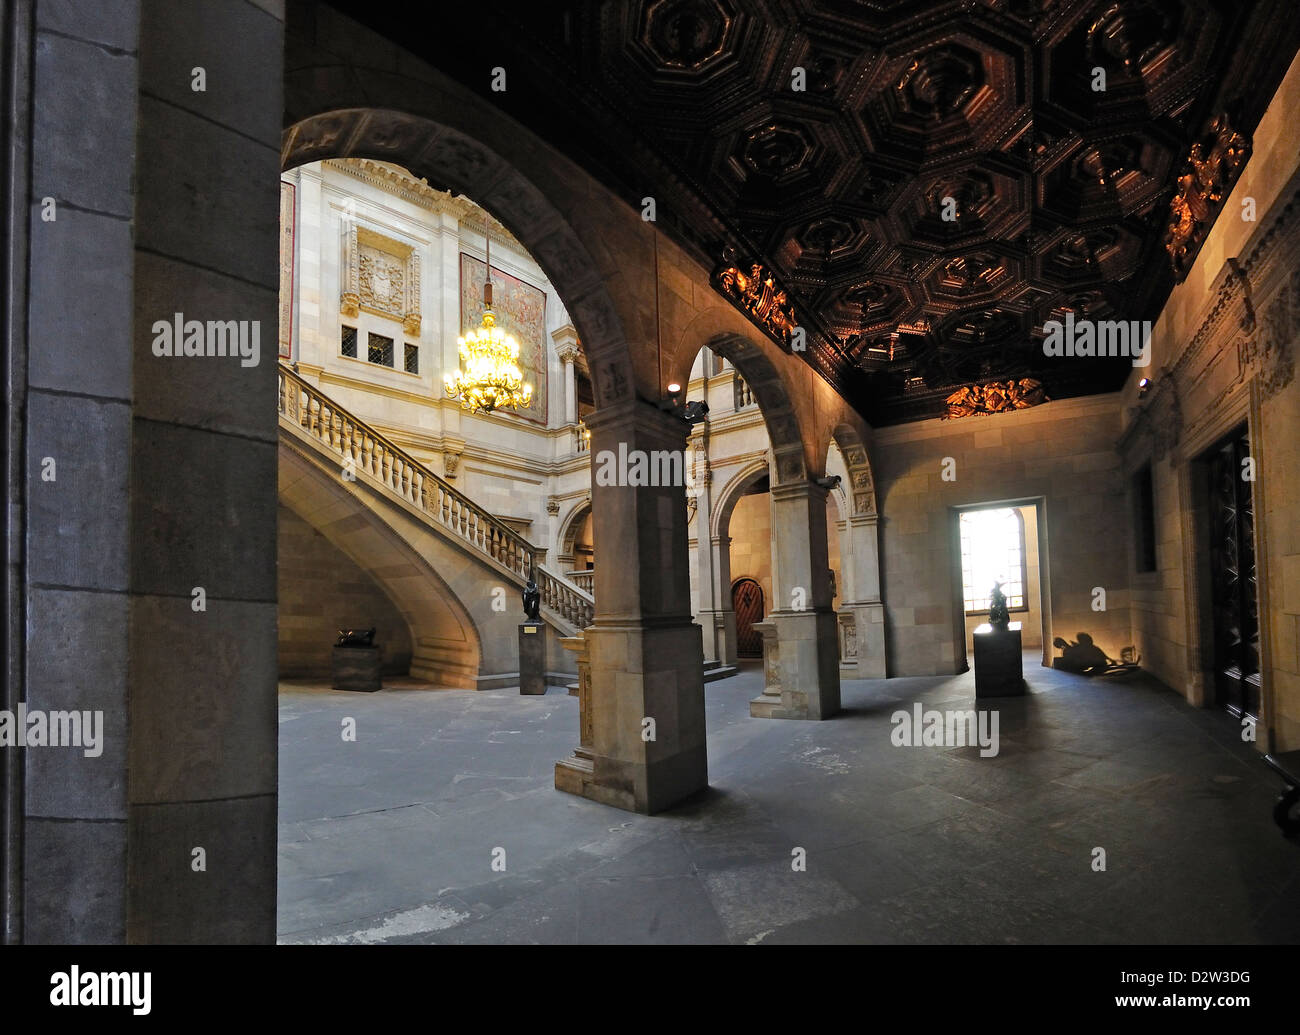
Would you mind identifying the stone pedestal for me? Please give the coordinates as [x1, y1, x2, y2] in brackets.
[519, 621, 546, 695]
[555, 633, 594, 789]
[332, 646, 381, 692]
[974, 622, 1025, 697]
[749, 612, 841, 719]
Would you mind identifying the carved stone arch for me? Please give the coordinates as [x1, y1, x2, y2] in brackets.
[711, 458, 773, 542]
[558, 497, 594, 561]
[830, 422, 877, 517]
[281, 108, 637, 409]
[686, 330, 809, 483]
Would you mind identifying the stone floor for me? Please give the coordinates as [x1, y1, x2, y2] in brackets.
[277, 660, 1300, 944]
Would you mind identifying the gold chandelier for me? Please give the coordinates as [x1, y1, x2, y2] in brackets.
[445, 240, 533, 414]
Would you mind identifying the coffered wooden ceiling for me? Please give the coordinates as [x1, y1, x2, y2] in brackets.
[319, 0, 1300, 424]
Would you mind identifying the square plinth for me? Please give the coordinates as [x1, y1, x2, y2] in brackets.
[519, 621, 546, 695]
[973, 622, 1024, 697]
[332, 645, 381, 692]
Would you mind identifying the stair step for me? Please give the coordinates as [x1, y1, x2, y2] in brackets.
[703, 665, 739, 683]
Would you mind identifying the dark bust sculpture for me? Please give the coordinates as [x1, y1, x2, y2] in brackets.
[988, 583, 1009, 628]
[522, 576, 541, 621]
[335, 627, 376, 648]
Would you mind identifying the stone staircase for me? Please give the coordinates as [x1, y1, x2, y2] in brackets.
[277, 364, 594, 636]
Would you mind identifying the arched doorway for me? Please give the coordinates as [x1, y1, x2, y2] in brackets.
[732, 578, 765, 658]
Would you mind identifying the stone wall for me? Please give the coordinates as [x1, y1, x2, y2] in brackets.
[874, 394, 1132, 676]
[277, 505, 413, 676]
[1118, 47, 1300, 750]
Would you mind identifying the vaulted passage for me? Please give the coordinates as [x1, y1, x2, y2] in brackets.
[8, 0, 1300, 949]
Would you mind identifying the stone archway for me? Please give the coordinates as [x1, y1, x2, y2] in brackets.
[700, 459, 771, 665]
[557, 498, 594, 573]
[675, 332, 840, 720]
[281, 84, 704, 810]
[828, 426, 887, 678]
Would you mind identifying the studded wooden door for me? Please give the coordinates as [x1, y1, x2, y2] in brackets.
[732, 578, 765, 659]
[1208, 428, 1261, 720]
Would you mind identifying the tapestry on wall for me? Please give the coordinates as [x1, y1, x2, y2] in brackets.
[459, 253, 547, 424]
[278, 180, 295, 359]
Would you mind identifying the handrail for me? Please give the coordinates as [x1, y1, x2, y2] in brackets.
[277, 363, 593, 630]
[568, 569, 594, 594]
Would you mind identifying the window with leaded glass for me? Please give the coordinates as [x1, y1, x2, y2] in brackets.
[367, 331, 394, 367]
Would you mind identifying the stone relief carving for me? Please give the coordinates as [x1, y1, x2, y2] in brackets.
[1244, 276, 1297, 400]
[546, 497, 561, 515]
[444, 451, 461, 478]
[341, 223, 421, 333]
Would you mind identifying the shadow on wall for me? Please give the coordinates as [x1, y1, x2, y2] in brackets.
[1051, 633, 1142, 678]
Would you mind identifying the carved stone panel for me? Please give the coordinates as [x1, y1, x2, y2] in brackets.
[341, 223, 421, 333]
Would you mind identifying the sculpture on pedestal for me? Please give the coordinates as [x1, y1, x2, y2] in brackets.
[988, 583, 1009, 629]
[335, 627, 376, 647]
[522, 575, 541, 621]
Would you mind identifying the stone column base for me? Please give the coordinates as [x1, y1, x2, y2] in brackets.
[555, 620, 708, 813]
[749, 611, 841, 720]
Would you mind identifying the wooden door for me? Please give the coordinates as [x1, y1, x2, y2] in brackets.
[732, 578, 765, 658]
[1208, 428, 1261, 719]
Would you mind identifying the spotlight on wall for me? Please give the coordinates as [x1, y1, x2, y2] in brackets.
[1137, 377, 1151, 398]
[814, 475, 841, 490]
[659, 382, 684, 411]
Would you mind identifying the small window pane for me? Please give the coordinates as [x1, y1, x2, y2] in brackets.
[368, 332, 394, 367]
[341, 325, 357, 358]
[404, 343, 419, 374]
[960, 507, 1026, 613]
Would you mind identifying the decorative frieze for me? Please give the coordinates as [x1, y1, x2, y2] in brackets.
[714, 250, 798, 348]
[943, 377, 1049, 418]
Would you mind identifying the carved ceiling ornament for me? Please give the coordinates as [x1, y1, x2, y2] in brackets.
[1165, 114, 1251, 280]
[943, 377, 1049, 418]
[714, 249, 798, 348]
[341, 223, 421, 334]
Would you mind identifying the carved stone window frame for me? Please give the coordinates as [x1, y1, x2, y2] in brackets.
[341, 222, 421, 335]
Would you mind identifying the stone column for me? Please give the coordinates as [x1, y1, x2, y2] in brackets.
[553, 327, 580, 426]
[690, 453, 725, 663]
[712, 535, 739, 665]
[841, 512, 887, 678]
[554, 398, 707, 813]
[750, 481, 841, 719]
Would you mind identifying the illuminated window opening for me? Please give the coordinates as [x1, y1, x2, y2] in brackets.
[960, 506, 1027, 615]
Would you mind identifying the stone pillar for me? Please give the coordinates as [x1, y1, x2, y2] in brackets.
[554, 398, 707, 813]
[553, 327, 580, 426]
[709, 535, 739, 665]
[691, 458, 724, 663]
[750, 481, 841, 719]
[841, 512, 887, 678]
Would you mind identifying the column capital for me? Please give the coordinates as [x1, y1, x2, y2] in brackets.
[770, 479, 829, 504]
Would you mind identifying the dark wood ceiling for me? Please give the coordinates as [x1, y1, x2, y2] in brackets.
[313, 0, 1300, 425]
